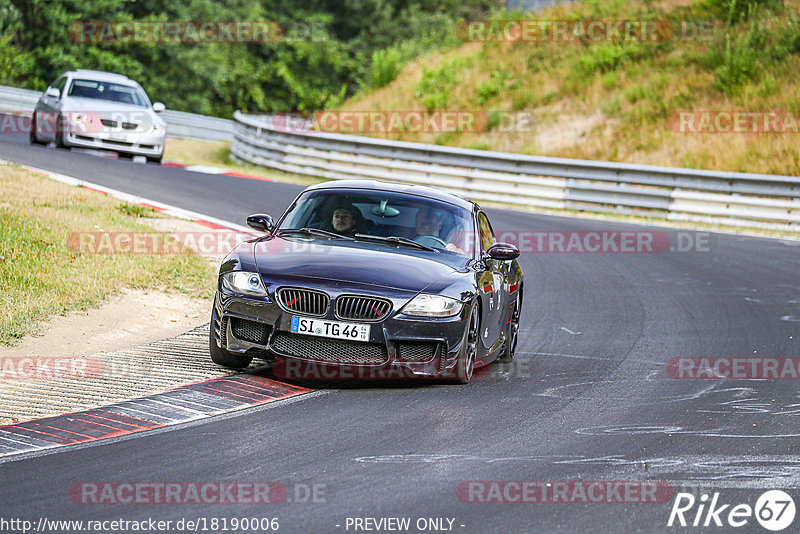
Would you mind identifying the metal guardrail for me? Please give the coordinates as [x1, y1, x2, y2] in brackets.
[0, 85, 232, 141]
[160, 109, 233, 141]
[231, 111, 800, 230]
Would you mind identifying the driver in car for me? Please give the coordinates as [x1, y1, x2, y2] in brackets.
[415, 207, 464, 253]
[332, 206, 357, 234]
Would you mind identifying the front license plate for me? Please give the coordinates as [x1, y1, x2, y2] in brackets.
[291, 316, 370, 342]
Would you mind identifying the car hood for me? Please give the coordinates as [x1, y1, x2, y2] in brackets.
[252, 236, 465, 292]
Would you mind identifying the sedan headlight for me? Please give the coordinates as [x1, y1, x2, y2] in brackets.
[221, 271, 268, 298]
[71, 112, 87, 123]
[400, 294, 463, 318]
[152, 124, 164, 134]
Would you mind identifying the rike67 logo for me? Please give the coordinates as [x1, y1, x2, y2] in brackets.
[668, 490, 796, 531]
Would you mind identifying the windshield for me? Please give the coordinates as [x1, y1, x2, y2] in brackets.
[279, 189, 476, 256]
[67, 79, 150, 107]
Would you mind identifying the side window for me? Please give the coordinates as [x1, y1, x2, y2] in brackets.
[477, 212, 495, 252]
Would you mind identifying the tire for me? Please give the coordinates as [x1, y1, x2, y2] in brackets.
[29, 115, 44, 145]
[209, 318, 252, 369]
[147, 154, 163, 164]
[498, 288, 522, 363]
[54, 114, 69, 149]
[450, 303, 479, 384]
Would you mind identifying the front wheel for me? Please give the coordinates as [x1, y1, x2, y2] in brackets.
[451, 303, 479, 383]
[209, 320, 252, 369]
[29, 115, 44, 145]
[54, 114, 68, 149]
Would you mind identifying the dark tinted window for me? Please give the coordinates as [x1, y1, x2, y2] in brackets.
[67, 79, 148, 107]
[280, 189, 476, 256]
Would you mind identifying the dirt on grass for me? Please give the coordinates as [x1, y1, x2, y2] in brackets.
[0, 288, 208, 361]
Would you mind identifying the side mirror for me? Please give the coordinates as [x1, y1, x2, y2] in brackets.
[487, 242, 520, 261]
[152, 102, 165, 113]
[247, 213, 275, 232]
[45, 87, 60, 99]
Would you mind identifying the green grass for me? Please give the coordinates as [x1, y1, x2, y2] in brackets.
[0, 163, 216, 346]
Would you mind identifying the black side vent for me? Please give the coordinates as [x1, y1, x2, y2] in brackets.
[230, 317, 270, 345]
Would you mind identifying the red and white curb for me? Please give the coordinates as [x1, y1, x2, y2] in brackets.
[0, 373, 313, 460]
[162, 161, 273, 182]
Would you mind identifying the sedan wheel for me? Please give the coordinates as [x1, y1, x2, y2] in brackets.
[452, 303, 479, 383]
[54, 116, 67, 149]
[29, 116, 44, 145]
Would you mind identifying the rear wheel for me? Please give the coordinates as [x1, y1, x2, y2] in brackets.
[451, 303, 479, 384]
[209, 318, 252, 369]
[498, 289, 521, 363]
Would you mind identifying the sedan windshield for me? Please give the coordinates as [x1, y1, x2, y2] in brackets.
[67, 79, 149, 107]
[279, 189, 476, 256]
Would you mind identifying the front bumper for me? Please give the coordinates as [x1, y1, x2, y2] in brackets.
[211, 287, 469, 380]
[65, 130, 164, 157]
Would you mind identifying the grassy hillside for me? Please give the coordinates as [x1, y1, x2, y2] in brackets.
[337, 0, 800, 176]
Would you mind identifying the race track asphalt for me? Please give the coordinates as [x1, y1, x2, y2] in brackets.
[1, 135, 799, 533]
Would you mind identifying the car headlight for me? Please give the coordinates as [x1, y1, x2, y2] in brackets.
[71, 112, 87, 123]
[221, 271, 268, 297]
[400, 294, 463, 318]
[152, 124, 164, 134]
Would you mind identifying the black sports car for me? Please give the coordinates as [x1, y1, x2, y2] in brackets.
[209, 180, 523, 383]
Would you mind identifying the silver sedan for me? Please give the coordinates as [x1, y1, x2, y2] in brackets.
[30, 69, 166, 163]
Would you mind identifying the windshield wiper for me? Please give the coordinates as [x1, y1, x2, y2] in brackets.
[354, 233, 437, 252]
[276, 228, 353, 240]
